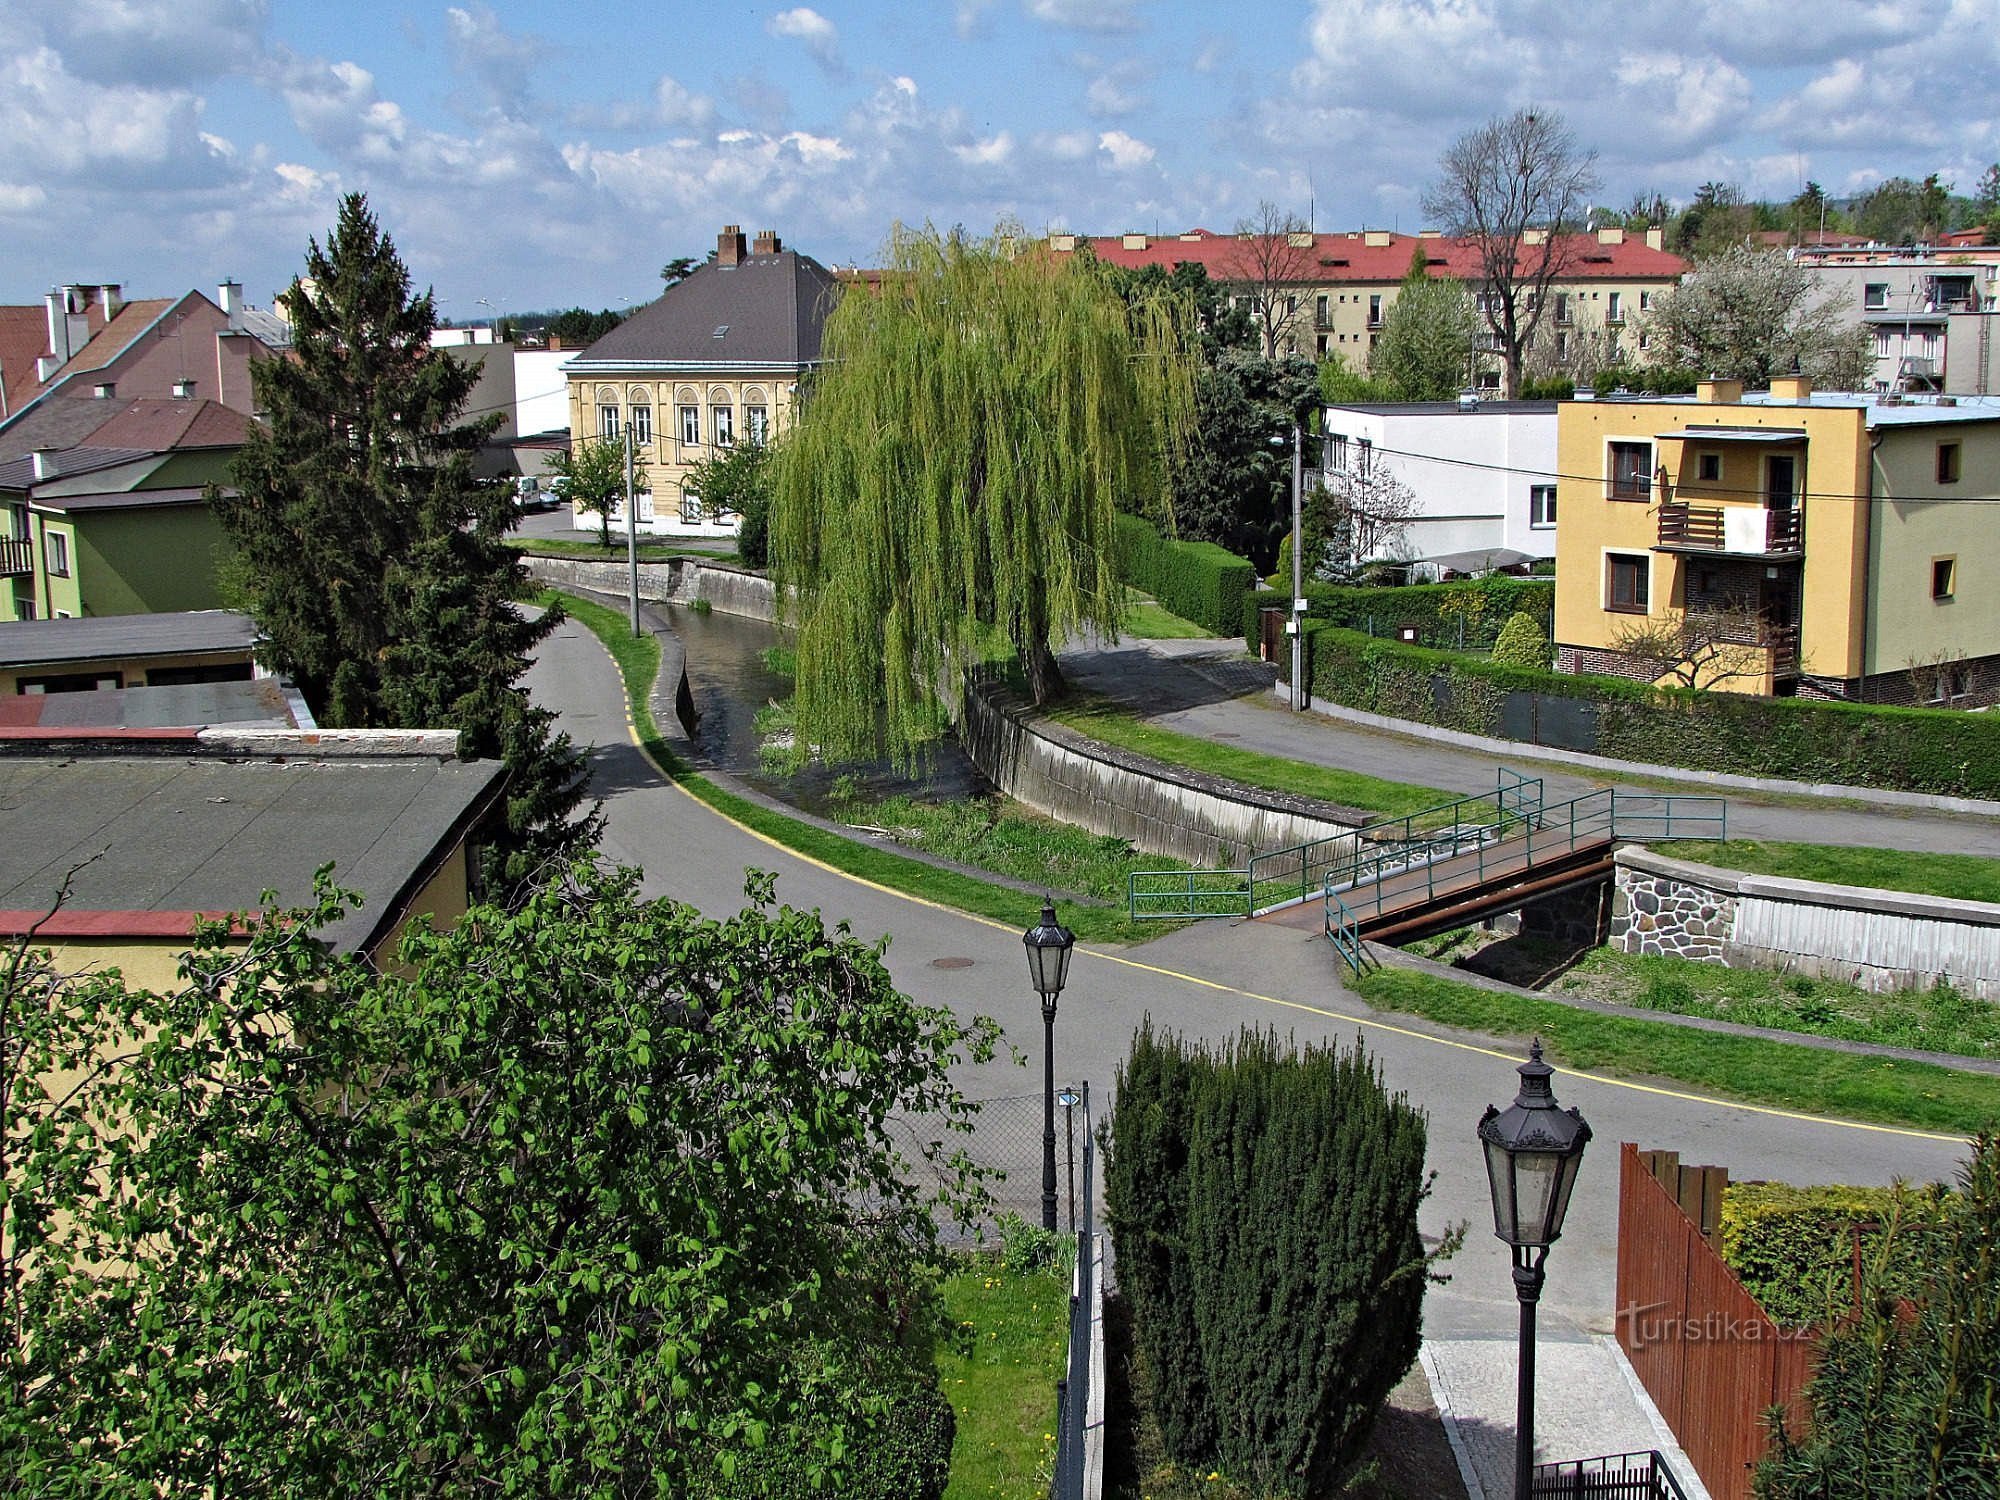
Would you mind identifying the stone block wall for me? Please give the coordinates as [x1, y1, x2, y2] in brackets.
[1612, 862, 1739, 961]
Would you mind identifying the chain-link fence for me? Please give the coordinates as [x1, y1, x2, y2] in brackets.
[887, 1086, 1091, 1244]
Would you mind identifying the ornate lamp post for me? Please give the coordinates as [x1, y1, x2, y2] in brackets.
[1479, 1039, 1592, 1500]
[1023, 898, 1075, 1233]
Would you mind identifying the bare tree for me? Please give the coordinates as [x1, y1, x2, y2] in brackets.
[1521, 306, 1622, 387]
[1320, 464, 1421, 580]
[1424, 109, 1601, 398]
[1229, 202, 1318, 359]
[1644, 245, 1875, 391]
[1609, 600, 1776, 691]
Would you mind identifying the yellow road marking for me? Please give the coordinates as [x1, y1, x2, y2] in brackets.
[580, 621, 1969, 1148]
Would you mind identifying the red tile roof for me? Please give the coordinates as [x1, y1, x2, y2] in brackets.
[1055, 228, 1686, 283]
[0, 308, 50, 418]
[83, 397, 252, 451]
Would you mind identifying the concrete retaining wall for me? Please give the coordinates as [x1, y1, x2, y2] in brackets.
[523, 553, 779, 623]
[959, 682, 1362, 866]
[1612, 845, 2000, 998]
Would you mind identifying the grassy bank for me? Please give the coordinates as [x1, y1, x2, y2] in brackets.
[1117, 590, 1211, 641]
[546, 588, 1159, 943]
[509, 535, 740, 565]
[938, 1264, 1069, 1500]
[1663, 840, 2000, 905]
[1353, 965, 2000, 1136]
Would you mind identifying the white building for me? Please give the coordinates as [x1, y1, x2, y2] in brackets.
[1794, 248, 2000, 391]
[1319, 399, 1559, 577]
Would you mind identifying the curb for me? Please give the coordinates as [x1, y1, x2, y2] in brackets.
[1418, 1342, 1488, 1500]
[1603, 1336, 1712, 1500]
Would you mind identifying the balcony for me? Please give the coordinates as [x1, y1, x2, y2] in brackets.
[1655, 503, 1802, 557]
[0, 537, 31, 578]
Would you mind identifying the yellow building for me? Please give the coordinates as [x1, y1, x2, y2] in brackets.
[561, 226, 840, 539]
[1553, 380, 2000, 703]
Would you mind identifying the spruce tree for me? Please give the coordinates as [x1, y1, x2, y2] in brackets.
[216, 193, 596, 886]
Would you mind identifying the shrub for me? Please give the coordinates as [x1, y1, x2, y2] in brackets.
[1720, 1181, 1951, 1329]
[1107, 1023, 1454, 1496]
[1756, 1135, 2000, 1500]
[1241, 580, 1556, 656]
[1114, 515, 1257, 635]
[1491, 611, 1554, 669]
[995, 1211, 1072, 1275]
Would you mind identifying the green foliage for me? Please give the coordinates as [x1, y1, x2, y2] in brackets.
[537, 306, 628, 344]
[1242, 579, 1555, 654]
[1756, 1136, 2000, 1500]
[1371, 249, 1478, 400]
[1592, 364, 1700, 396]
[1721, 1182, 1951, 1328]
[1491, 610, 1554, 669]
[935, 1264, 1071, 1499]
[214, 192, 594, 886]
[547, 434, 629, 549]
[684, 439, 773, 569]
[1114, 516, 1257, 636]
[1107, 1023, 1453, 1496]
[0, 860, 1000, 1496]
[1318, 352, 1396, 405]
[1303, 623, 2000, 798]
[1167, 351, 1320, 571]
[1518, 374, 1575, 399]
[1645, 245, 1876, 390]
[771, 224, 1198, 754]
[995, 1212, 1072, 1275]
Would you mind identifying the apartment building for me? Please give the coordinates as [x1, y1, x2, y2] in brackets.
[1793, 246, 2000, 391]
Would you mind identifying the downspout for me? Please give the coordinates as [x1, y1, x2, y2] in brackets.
[1860, 428, 1883, 700]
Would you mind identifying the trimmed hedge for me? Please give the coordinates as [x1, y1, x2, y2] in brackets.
[1114, 515, 1257, 636]
[1720, 1182, 1952, 1329]
[1301, 625, 2000, 799]
[1241, 578, 1555, 655]
[1106, 1022, 1444, 1495]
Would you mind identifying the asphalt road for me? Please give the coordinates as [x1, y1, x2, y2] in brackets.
[525, 613, 1972, 1347]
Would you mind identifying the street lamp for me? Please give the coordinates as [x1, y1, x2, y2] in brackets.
[1056, 1086, 1081, 1233]
[1023, 898, 1075, 1233]
[1479, 1039, 1592, 1500]
[1270, 423, 1307, 711]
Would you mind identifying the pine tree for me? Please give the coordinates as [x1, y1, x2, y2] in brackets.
[215, 193, 597, 886]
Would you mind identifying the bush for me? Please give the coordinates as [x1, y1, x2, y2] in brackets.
[1301, 623, 2000, 799]
[1241, 579, 1556, 656]
[995, 1210, 1072, 1274]
[1107, 1022, 1453, 1496]
[1114, 515, 1257, 635]
[1721, 1182, 1951, 1329]
[1491, 611, 1554, 669]
[1756, 1135, 2000, 1500]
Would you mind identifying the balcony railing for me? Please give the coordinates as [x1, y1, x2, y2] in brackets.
[0, 537, 31, 578]
[1656, 503, 1802, 555]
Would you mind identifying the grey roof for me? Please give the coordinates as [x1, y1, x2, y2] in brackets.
[1325, 400, 1560, 417]
[5, 679, 300, 731]
[0, 610, 257, 667]
[566, 250, 842, 370]
[31, 485, 217, 514]
[1638, 391, 2000, 427]
[235, 308, 293, 349]
[0, 755, 508, 954]
[0, 395, 126, 463]
[0, 446, 153, 491]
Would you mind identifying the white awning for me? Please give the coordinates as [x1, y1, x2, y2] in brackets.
[1654, 427, 1808, 443]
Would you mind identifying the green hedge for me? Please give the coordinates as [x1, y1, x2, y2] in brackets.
[699, 1358, 955, 1500]
[1113, 515, 1257, 636]
[1720, 1182, 1952, 1329]
[1240, 578, 1555, 655]
[1301, 625, 2000, 799]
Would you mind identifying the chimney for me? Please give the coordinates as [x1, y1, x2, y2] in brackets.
[1122, 233, 1148, 250]
[172, 378, 196, 399]
[1363, 229, 1392, 248]
[63, 288, 91, 359]
[1769, 375, 1813, 402]
[752, 229, 782, 255]
[44, 290, 72, 368]
[97, 283, 122, 319]
[1696, 377, 1743, 404]
[93, 382, 116, 400]
[1287, 231, 1314, 248]
[717, 225, 747, 267]
[1048, 233, 1078, 252]
[1522, 228, 1547, 246]
[1597, 226, 1626, 246]
[218, 280, 245, 330]
[1645, 226, 1665, 252]
[31, 450, 57, 481]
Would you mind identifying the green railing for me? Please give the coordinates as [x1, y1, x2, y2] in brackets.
[1128, 868, 1253, 921]
[1325, 887, 1367, 975]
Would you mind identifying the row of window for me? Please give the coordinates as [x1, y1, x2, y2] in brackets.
[1607, 439, 1962, 499]
[7, 508, 68, 578]
[596, 403, 770, 448]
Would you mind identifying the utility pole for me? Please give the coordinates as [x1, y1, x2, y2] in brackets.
[1290, 420, 1305, 712]
[624, 421, 639, 636]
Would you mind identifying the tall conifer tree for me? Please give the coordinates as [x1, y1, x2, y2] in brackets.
[216, 193, 595, 885]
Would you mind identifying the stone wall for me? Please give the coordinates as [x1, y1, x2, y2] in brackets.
[1518, 880, 1612, 948]
[959, 680, 1363, 870]
[1612, 845, 2000, 997]
[522, 553, 778, 623]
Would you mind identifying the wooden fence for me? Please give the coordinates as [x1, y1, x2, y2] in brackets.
[1615, 1143, 1815, 1500]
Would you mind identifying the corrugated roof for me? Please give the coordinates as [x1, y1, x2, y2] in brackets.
[568, 249, 842, 368]
[1059, 229, 1687, 284]
[0, 610, 257, 667]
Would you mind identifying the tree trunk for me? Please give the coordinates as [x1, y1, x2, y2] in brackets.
[1015, 587, 1066, 705]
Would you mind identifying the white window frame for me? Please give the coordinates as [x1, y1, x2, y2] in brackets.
[629, 405, 652, 446]
[45, 530, 69, 578]
[746, 404, 769, 444]
[679, 405, 701, 446]
[1325, 434, 1348, 472]
[712, 403, 734, 446]
[1529, 484, 1557, 529]
[681, 488, 705, 525]
[1864, 283, 1889, 310]
[1606, 291, 1623, 323]
[597, 405, 620, 441]
[1356, 437, 1373, 476]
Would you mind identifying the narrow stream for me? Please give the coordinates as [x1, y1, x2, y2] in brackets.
[669, 603, 992, 817]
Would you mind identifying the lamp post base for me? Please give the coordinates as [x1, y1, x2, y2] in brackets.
[1512, 1248, 1548, 1500]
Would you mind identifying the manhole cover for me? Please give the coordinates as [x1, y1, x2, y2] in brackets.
[931, 956, 974, 970]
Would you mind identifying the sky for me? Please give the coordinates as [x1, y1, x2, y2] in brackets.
[2, 0, 1996, 316]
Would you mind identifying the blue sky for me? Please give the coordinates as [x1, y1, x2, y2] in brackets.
[1, 1, 1995, 315]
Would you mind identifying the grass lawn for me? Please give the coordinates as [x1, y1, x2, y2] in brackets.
[1048, 699, 1455, 821]
[1116, 590, 1212, 641]
[1352, 965, 2000, 1136]
[508, 535, 741, 566]
[1664, 840, 2000, 905]
[938, 1264, 1070, 1500]
[546, 588, 1162, 943]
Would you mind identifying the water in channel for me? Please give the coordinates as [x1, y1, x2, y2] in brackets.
[668, 602, 991, 818]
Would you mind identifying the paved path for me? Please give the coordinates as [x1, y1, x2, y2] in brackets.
[527, 613, 1970, 1485]
[1060, 637, 2000, 856]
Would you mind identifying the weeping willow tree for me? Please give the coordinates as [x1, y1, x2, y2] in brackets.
[770, 224, 1197, 766]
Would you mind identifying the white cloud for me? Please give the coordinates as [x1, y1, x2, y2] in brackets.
[0, 182, 50, 213]
[766, 7, 843, 71]
[1084, 58, 1148, 117]
[1026, 0, 1143, 33]
[655, 76, 715, 128]
[1097, 130, 1155, 169]
[954, 132, 1015, 167]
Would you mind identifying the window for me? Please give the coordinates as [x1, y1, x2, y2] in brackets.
[1529, 484, 1556, 528]
[1554, 330, 1570, 358]
[1315, 293, 1329, 327]
[1695, 452, 1721, 483]
[7, 502, 25, 541]
[1554, 293, 1571, 325]
[1606, 291, 1623, 323]
[597, 405, 620, 441]
[1316, 334, 1328, 356]
[1864, 282, 1889, 310]
[1766, 454, 1796, 509]
[15, 598, 32, 621]
[1938, 442, 1961, 484]
[1607, 553, 1650, 613]
[681, 489, 704, 524]
[1367, 294, 1383, 327]
[1355, 438, 1373, 476]
[679, 405, 701, 445]
[746, 404, 769, 443]
[629, 405, 652, 445]
[1609, 440, 1652, 501]
[1932, 662, 1970, 704]
[1933, 556, 1957, 600]
[712, 404, 734, 446]
[1639, 290, 1654, 313]
[45, 530, 69, 578]
[1875, 329, 1892, 356]
[1326, 434, 1348, 472]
